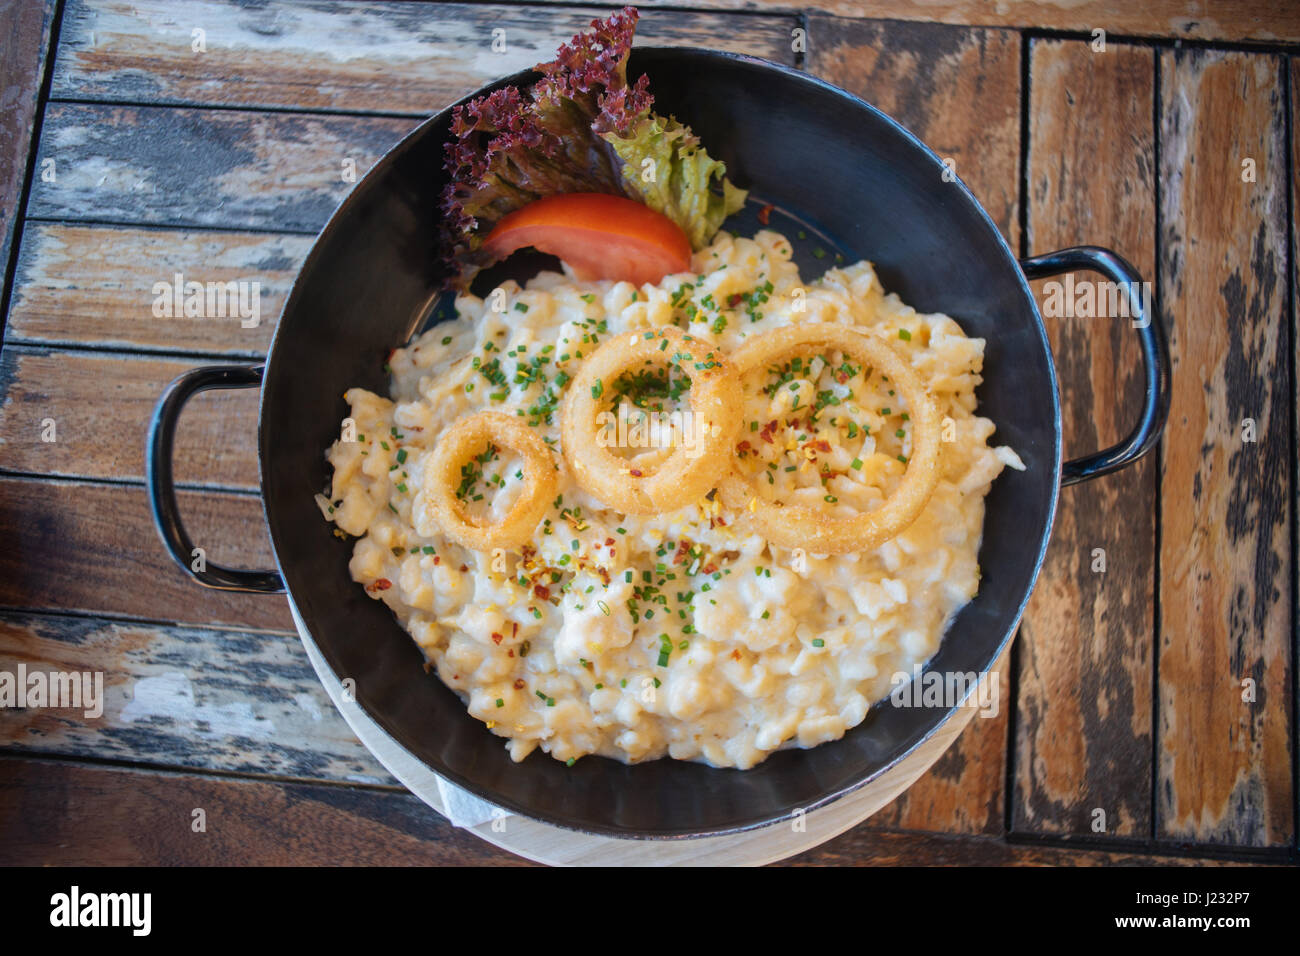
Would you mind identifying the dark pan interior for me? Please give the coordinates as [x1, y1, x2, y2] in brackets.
[259, 49, 1061, 838]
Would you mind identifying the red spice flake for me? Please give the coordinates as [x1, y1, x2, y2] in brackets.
[716, 516, 727, 526]
[511, 621, 519, 636]
[491, 632, 504, 645]
[604, 537, 615, 546]
[533, 584, 551, 600]
[726, 292, 743, 307]
[701, 562, 718, 575]
[513, 678, 525, 690]
[757, 202, 774, 225]
[671, 540, 692, 565]
[433, 555, 441, 564]
[758, 420, 778, 444]
[629, 468, 643, 477]
[835, 371, 849, 384]
[507, 650, 515, 657]
[731, 649, 742, 661]
[459, 564, 469, 572]
[736, 440, 752, 454]
[366, 578, 392, 593]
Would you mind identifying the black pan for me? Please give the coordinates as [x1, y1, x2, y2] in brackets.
[146, 48, 1169, 838]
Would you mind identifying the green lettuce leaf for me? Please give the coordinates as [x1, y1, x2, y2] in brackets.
[604, 112, 748, 250]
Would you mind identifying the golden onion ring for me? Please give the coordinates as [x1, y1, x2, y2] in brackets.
[718, 323, 942, 555]
[561, 326, 743, 514]
[420, 410, 557, 551]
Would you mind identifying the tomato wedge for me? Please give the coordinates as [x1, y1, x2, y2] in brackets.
[482, 193, 692, 286]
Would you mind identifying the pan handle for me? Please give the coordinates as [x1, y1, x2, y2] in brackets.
[146, 365, 285, 593]
[1019, 246, 1170, 486]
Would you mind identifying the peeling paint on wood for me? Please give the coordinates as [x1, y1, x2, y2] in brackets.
[7, 224, 308, 355]
[51, 0, 801, 113]
[29, 103, 417, 231]
[1157, 48, 1292, 847]
[1015, 40, 1157, 840]
[0, 611, 392, 784]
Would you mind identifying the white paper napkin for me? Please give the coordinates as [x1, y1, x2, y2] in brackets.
[436, 775, 511, 828]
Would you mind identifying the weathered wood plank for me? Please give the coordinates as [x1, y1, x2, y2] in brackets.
[1291, 55, 1299, 855]
[1015, 40, 1157, 839]
[51, 0, 800, 114]
[0, 756, 1248, 866]
[28, 103, 417, 232]
[1158, 49, 1293, 846]
[0, 0, 57, 307]
[6, 224, 306, 355]
[531, 0, 1300, 45]
[0, 348, 261, 489]
[0, 477, 295, 632]
[0, 757, 514, 866]
[0, 610, 392, 784]
[805, 14, 1020, 248]
[804, 15, 1019, 835]
[785, 828, 1246, 866]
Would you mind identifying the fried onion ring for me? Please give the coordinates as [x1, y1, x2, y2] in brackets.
[718, 323, 942, 555]
[419, 410, 556, 551]
[562, 326, 743, 514]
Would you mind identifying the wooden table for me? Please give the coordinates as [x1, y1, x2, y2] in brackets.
[0, 0, 1295, 866]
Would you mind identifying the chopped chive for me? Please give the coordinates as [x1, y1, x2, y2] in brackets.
[898, 328, 912, 341]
